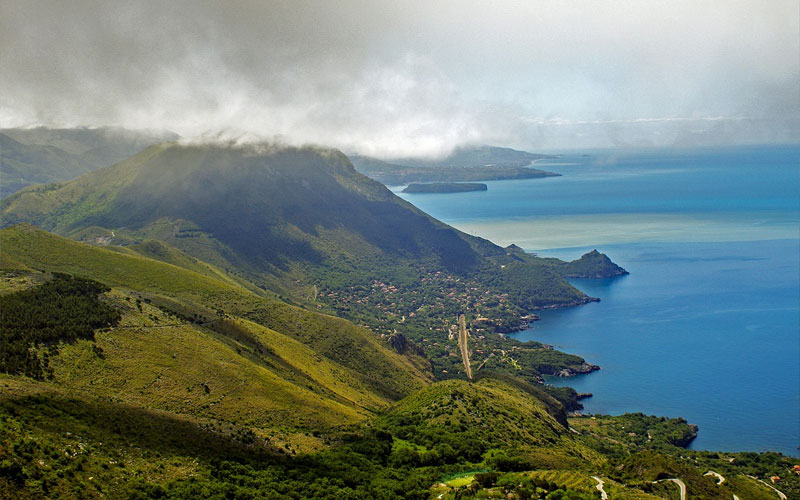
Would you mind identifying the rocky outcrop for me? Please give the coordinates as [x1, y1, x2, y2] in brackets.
[555, 362, 600, 377]
[557, 250, 628, 278]
[671, 424, 699, 448]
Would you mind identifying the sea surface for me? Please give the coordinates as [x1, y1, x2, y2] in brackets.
[395, 145, 800, 457]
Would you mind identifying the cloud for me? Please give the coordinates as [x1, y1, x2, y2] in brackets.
[1, 0, 797, 154]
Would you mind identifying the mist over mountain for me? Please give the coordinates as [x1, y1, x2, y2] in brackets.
[350, 145, 560, 185]
[1, 1, 797, 153]
[0, 141, 588, 306]
[0, 127, 178, 197]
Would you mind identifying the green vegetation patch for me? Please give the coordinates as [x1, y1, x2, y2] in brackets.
[570, 413, 698, 452]
[0, 273, 120, 379]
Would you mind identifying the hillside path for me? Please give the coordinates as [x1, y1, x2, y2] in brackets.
[591, 476, 608, 500]
[747, 476, 787, 500]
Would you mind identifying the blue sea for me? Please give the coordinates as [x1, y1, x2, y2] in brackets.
[396, 145, 800, 457]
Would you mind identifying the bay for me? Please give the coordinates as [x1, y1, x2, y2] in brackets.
[396, 145, 800, 456]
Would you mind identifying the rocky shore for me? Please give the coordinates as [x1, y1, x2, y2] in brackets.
[533, 296, 601, 311]
[553, 362, 601, 377]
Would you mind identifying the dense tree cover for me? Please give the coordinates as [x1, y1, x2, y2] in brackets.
[314, 256, 595, 386]
[0, 273, 120, 379]
[0, 390, 600, 500]
[3, 376, 798, 499]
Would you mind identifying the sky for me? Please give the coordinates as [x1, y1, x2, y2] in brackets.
[1, 0, 798, 156]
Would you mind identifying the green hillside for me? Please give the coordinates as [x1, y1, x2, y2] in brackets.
[1, 234, 796, 498]
[3, 144, 795, 499]
[0, 133, 86, 197]
[377, 376, 579, 465]
[0, 127, 177, 197]
[0, 143, 617, 387]
[0, 224, 431, 405]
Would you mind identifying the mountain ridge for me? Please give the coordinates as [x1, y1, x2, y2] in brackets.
[349, 145, 561, 185]
[0, 127, 178, 197]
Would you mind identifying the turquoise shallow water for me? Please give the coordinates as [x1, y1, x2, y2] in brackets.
[396, 145, 800, 456]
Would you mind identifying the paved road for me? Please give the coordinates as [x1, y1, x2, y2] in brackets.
[654, 478, 686, 500]
[746, 475, 788, 500]
[668, 478, 687, 500]
[704, 471, 725, 485]
[457, 314, 472, 380]
[591, 476, 608, 500]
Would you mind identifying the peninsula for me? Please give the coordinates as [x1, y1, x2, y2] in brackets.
[402, 182, 487, 193]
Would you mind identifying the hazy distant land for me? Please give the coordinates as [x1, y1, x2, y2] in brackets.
[350, 145, 560, 185]
[402, 182, 488, 193]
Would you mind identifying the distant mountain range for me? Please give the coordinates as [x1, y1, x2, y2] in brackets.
[0, 127, 178, 197]
[349, 145, 559, 185]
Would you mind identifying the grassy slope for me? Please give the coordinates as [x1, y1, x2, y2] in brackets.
[52, 294, 369, 429]
[0, 225, 430, 407]
[3, 372, 786, 500]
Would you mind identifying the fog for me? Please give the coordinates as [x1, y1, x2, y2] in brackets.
[1, 0, 797, 156]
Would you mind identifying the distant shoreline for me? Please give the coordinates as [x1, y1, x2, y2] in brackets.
[402, 182, 488, 194]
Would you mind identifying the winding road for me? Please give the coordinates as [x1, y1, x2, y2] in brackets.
[654, 478, 686, 500]
[591, 476, 608, 500]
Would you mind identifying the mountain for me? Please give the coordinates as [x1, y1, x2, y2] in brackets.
[0, 127, 178, 197]
[349, 145, 560, 185]
[393, 145, 554, 168]
[0, 132, 86, 197]
[556, 249, 630, 278]
[0, 142, 573, 292]
[0, 141, 617, 386]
